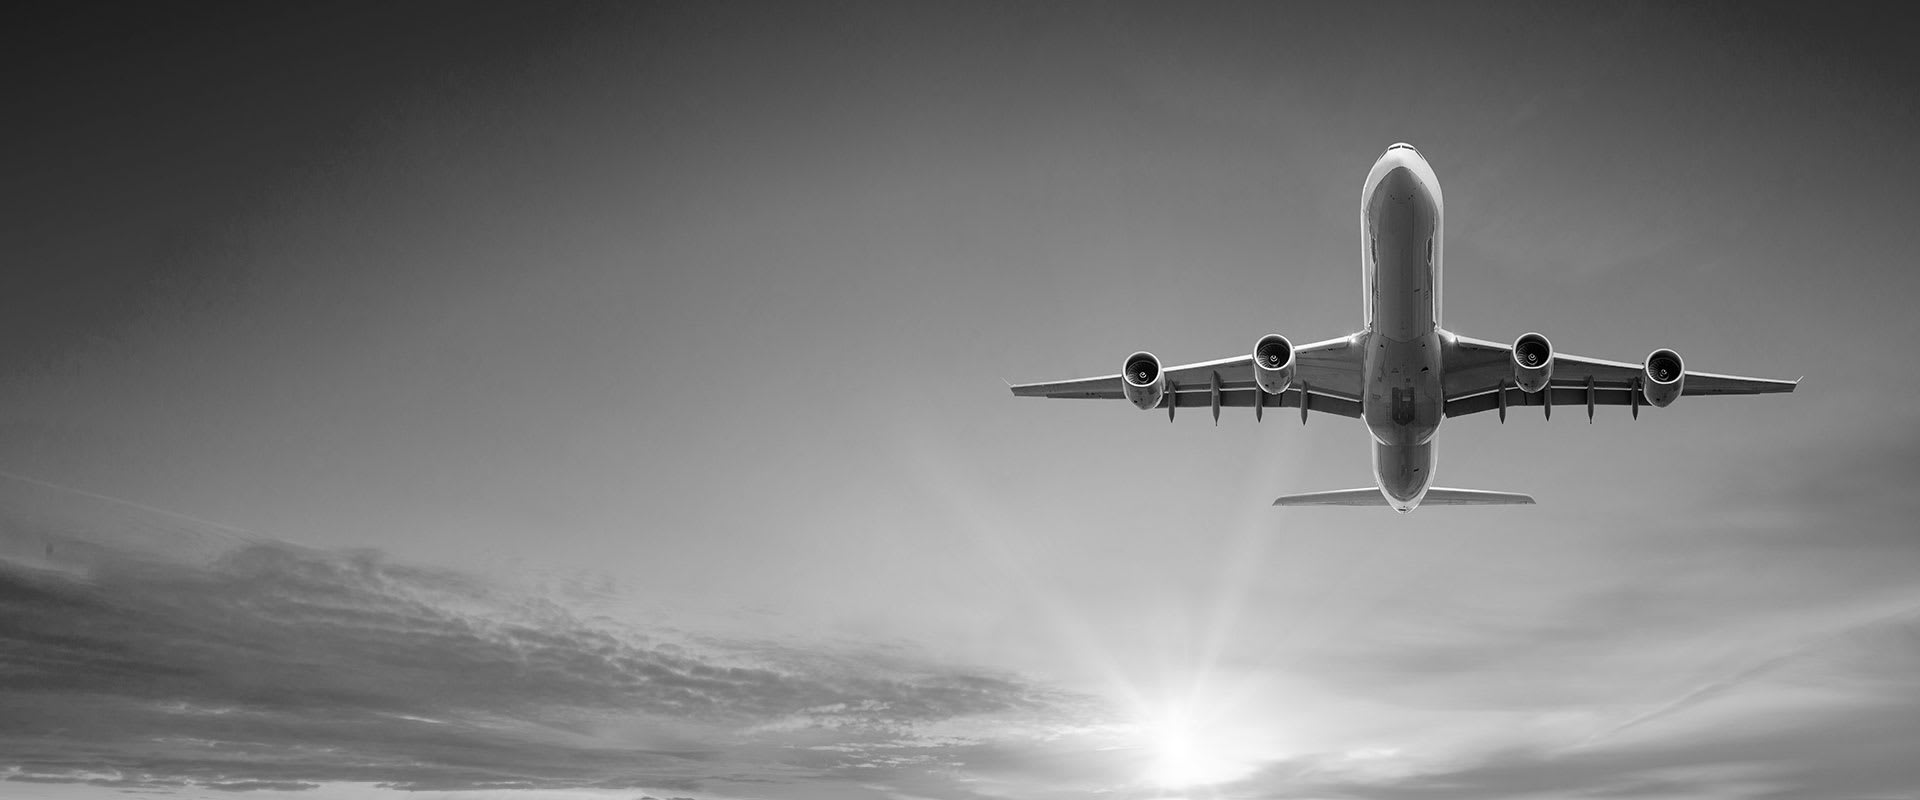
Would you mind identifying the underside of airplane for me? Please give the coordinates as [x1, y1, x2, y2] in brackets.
[1011, 143, 1797, 512]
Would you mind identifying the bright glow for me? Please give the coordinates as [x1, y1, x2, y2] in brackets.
[1142, 704, 1260, 790]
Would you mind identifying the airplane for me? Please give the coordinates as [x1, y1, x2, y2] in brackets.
[1009, 143, 1798, 512]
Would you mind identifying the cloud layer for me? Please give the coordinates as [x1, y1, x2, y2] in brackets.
[0, 494, 1097, 797]
[11, 396, 1920, 800]
[7, 466, 1919, 800]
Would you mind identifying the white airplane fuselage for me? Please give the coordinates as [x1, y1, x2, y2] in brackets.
[1361, 144, 1446, 512]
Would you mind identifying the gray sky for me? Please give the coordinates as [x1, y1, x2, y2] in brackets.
[4, 2, 1918, 798]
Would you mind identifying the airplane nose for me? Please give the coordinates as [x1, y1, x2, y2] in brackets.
[1379, 166, 1420, 197]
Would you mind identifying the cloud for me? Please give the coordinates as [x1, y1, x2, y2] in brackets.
[203, 782, 321, 793]
[0, 496, 1092, 797]
[1215, 593, 1920, 800]
[5, 455, 1919, 800]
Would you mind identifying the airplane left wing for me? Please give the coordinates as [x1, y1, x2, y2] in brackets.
[1010, 334, 1367, 420]
[1441, 333, 1798, 419]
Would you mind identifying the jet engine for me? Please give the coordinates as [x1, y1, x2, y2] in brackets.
[1122, 351, 1165, 411]
[1511, 332, 1553, 393]
[1642, 348, 1685, 407]
[1253, 334, 1295, 394]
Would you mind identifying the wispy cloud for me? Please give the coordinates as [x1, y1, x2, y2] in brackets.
[0, 494, 1096, 797]
[7, 445, 1920, 800]
[7, 420, 1920, 800]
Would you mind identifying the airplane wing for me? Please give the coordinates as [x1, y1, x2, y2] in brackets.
[1009, 334, 1367, 420]
[1441, 333, 1799, 419]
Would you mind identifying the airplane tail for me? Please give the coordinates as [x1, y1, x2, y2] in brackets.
[1273, 487, 1536, 507]
[1420, 488, 1536, 505]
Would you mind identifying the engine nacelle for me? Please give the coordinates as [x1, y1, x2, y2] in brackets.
[1253, 334, 1295, 394]
[1122, 351, 1166, 411]
[1642, 348, 1685, 407]
[1511, 332, 1554, 393]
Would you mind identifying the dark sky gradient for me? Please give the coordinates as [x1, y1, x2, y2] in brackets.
[4, 2, 1919, 798]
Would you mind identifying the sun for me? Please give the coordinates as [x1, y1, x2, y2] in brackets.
[1143, 707, 1252, 791]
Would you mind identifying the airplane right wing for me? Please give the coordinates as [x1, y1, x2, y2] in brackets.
[1010, 334, 1368, 421]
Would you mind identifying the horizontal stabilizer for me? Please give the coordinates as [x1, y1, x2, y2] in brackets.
[1421, 487, 1535, 505]
[1272, 487, 1536, 507]
[1273, 488, 1388, 506]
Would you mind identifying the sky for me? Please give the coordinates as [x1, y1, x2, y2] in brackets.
[4, 1, 1919, 798]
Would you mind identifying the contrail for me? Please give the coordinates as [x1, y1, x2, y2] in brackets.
[0, 468, 257, 544]
[1581, 598, 1920, 747]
